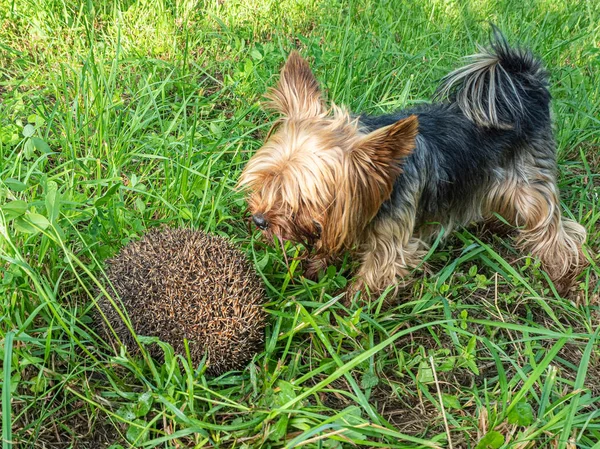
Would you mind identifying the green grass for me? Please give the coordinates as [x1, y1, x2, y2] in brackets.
[1, 0, 599, 447]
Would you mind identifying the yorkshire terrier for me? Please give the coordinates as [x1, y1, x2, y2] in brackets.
[239, 29, 587, 298]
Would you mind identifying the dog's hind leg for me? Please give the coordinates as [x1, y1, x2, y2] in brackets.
[485, 142, 587, 292]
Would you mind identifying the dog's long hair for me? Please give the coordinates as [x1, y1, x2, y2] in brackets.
[239, 30, 586, 292]
[239, 52, 418, 256]
[435, 26, 549, 133]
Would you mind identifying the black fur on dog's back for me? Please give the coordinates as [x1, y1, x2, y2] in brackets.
[435, 26, 550, 134]
[359, 28, 556, 232]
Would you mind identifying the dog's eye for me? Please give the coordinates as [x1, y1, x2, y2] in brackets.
[313, 221, 322, 237]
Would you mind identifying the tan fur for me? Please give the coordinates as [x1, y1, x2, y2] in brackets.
[485, 175, 587, 288]
[265, 51, 325, 119]
[353, 218, 427, 297]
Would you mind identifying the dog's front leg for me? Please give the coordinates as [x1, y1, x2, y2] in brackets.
[349, 217, 426, 301]
[303, 254, 333, 281]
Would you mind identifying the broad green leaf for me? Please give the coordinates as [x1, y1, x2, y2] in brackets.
[45, 181, 60, 223]
[126, 419, 149, 444]
[135, 197, 146, 213]
[115, 405, 136, 421]
[466, 359, 480, 376]
[22, 124, 35, 137]
[26, 213, 50, 231]
[417, 360, 434, 384]
[338, 406, 365, 440]
[277, 380, 296, 405]
[23, 139, 36, 159]
[475, 430, 505, 449]
[251, 48, 263, 60]
[32, 137, 52, 154]
[269, 415, 288, 442]
[465, 335, 477, 355]
[209, 122, 222, 137]
[335, 275, 348, 287]
[2, 200, 27, 220]
[256, 252, 270, 270]
[326, 265, 336, 278]
[4, 178, 26, 192]
[442, 394, 462, 410]
[179, 207, 193, 220]
[507, 401, 534, 426]
[14, 213, 50, 234]
[361, 372, 379, 389]
[438, 356, 456, 372]
[133, 391, 153, 418]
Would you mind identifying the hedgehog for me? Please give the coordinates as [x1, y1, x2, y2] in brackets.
[98, 228, 266, 376]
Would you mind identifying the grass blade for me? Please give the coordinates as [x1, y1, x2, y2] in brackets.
[2, 332, 15, 449]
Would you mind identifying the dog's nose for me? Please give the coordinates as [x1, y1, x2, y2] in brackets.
[252, 213, 268, 230]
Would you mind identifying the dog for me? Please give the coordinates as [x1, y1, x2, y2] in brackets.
[239, 29, 587, 298]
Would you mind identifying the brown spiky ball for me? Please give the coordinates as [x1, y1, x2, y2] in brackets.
[99, 228, 266, 376]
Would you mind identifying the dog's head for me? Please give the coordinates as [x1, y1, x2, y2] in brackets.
[238, 52, 418, 256]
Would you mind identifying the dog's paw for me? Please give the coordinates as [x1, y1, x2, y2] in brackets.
[344, 279, 372, 306]
[303, 257, 328, 281]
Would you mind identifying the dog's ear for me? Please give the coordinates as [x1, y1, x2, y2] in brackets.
[320, 115, 418, 254]
[265, 51, 324, 119]
[350, 114, 418, 204]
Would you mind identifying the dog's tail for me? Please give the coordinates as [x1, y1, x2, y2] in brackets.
[435, 27, 550, 133]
